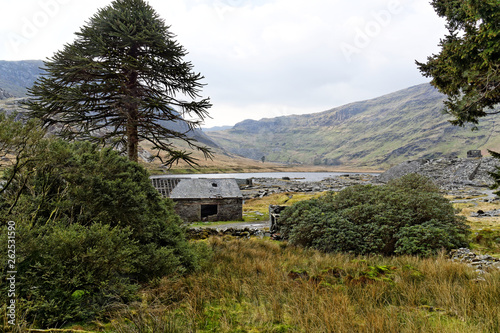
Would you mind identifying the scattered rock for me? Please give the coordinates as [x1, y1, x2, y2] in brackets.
[240, 174, 378, 199]
[449, 248, 500, 274]
[138, 147, 154, 163]
[471, 209, 500, 217]
[187, 227, 263, 240]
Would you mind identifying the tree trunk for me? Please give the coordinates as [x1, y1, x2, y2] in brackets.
[125, 59, 139, 163]
[127, 108, 139, 163]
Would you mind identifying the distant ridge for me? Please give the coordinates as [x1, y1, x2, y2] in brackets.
[202, 125, 233, 132]
[206, 83, 500, 168]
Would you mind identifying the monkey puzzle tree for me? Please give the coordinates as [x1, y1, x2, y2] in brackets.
[26, 0, 212, 164]
[417, 0, 500, 126]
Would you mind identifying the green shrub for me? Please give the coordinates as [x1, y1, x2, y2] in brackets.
[1, 221, 139, 326]
[0, 137, 200, 327]
[279, 174, 469, 256]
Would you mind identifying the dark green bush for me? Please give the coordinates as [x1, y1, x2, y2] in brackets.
[1, 221, 139, 326]
[0, 138, 201, 327]
[279, 174, 469, 256]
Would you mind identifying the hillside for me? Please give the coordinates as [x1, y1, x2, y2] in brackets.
[206, 83, 500, 168]
[0, 60, 45, 97]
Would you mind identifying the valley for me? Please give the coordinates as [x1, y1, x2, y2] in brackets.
[3, 60, 500, 172]
[206, 84, 500, 169]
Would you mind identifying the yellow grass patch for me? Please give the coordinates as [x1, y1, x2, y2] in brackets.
[243, 192, 325, 221]
[454, 200, 500, 230]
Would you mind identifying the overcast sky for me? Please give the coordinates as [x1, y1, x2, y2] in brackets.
[1, 0, 447, 127]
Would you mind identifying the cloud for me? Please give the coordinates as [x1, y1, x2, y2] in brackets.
[1, 0, 448, 127]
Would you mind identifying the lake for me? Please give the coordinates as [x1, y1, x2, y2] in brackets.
[153, 171, 379, 182]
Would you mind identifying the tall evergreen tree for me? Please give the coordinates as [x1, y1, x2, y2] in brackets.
[26, 0, 212, 164]
[417, 0, 500, 126]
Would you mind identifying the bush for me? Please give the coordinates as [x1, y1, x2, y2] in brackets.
[0, 137, 200, 327]
[279, 174, 469, 256]
[1, 221, 139, 326]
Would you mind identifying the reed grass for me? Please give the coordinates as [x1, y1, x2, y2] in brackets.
[110, 237, 500, 333]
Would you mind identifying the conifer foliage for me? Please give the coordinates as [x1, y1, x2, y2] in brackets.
[26, 0, 211, 164]
[417, 1, 500, 126]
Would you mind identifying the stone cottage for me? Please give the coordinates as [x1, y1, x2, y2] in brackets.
[150, 177, 243, 222]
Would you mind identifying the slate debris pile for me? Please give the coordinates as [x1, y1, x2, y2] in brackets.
[377, 157, 499, 190]
[0, 87, 14, 100]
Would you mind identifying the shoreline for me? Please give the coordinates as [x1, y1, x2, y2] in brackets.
[154, 164, 385, 175]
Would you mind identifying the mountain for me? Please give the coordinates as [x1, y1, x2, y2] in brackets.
[206, 83, 500, 168]
[0, 60, 45, 97]
[202, 125, 233, 132]
[155, 117, 220, 148]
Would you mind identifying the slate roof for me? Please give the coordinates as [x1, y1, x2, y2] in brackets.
[152, 178, 243, 199]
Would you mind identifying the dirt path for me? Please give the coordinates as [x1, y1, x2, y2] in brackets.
[451, 189, 497, 204]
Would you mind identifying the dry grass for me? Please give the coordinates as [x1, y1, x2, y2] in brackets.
[450, 195, 500, 255]
[109, 237, 500, 333]
[243, 192, 324, 221]
[454, 200, 500, 230]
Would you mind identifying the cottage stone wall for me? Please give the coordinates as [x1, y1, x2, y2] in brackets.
[174, 198, 243, 222]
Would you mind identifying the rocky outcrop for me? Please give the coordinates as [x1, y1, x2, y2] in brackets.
[377, 157, 499, 189]
[0, 88, 14, 100]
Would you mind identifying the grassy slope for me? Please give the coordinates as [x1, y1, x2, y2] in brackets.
[13, 187, 500, 332]
[0, 98, 27, 113]
[106, 237, 500, 333]
[105, 189, 500, 332]
[207, 83, 500, 169]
